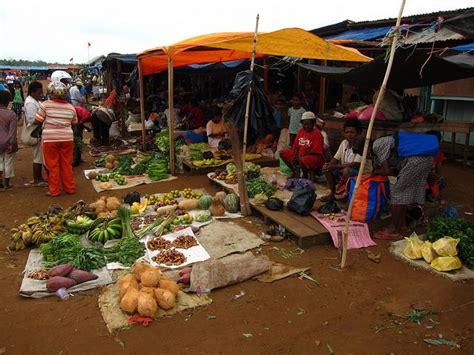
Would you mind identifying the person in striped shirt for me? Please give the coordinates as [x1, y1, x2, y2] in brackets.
[35, 81, 77, 197]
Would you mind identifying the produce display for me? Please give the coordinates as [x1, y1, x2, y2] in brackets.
[118, 262, 179, 317]
[198, 195, 213, 210]
[195, 210, 212, 223]
[152, 249, 187, 266]
[147, 237, 172, 251]
[147, 160, 169, 181]
[65, 215, 94, 235]
[88, 218, 123, 244]
[89, 196, 121, 218]
[172, 235, 198, 249]
[44, 264, 98, 292]
[427, 217, 474, 269]
[223, 193, 240, 213]
[246, 177, 276, 198]
[9, 207, 66, 251]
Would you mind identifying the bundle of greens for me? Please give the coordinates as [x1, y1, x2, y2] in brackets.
[427, 216, 474, 269]
[101, 236, 145, 266]
[40, 233, 106, 271]
[246, 177, 276, 198]
[147, 160, 169, 181]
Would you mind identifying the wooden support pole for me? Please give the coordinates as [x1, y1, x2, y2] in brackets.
[137, 59, 147, 151]
[242, 14, 260, 158]
[167, 56, 176, 175]
[318, 60, 327, 116]
[340, 0, 406, 269]
[263, 56, 269, 94]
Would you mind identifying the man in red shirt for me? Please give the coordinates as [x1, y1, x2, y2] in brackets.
[280, 111, 324, 180]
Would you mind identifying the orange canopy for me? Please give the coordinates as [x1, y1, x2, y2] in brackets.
[138, 28, 372, 76]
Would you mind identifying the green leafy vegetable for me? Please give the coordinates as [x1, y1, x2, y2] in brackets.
[246, 177, 275, 198]
[427, 217, 474, 268]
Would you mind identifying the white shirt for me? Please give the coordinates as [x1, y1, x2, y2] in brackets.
[321, 130, 330, 150]
[333, 139, 362, 165]
[69, 86, 83, 106]
[206, 119, 226, 148]
[24, 96, 41, 126]
[6, 74, 16, 84]
[164, 108, 180, 126]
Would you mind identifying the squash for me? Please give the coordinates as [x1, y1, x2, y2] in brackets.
[120, 288, 139, 313]
[137, 291, 158, 317]
[178, 199, 199, 211]
[214, 191, 227, 204]
[198, 195, 213, 210]
[154, 288, 176, 310]
[210, 197, 225, 216]
[223, 193, 239, 213]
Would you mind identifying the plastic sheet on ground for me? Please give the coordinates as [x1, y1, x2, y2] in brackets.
[389, 239, 474, 281]
[311, 212, 376, 249]
[19, 249, 113, 298]
[98, 281, 212, 333]
[145, 227, 211, 269]
[83, 168, 177, 192]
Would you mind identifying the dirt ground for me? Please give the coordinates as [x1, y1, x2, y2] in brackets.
[0, 142, 473, 355]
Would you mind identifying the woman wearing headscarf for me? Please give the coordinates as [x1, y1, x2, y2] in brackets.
[35, 81, 78, 196]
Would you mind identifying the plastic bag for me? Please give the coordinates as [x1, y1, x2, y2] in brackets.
[287, 186, 316, 215]
[403, 233, 424, 260]
[279, 158, 292, 176]
[430, 256, 463, 272]
[421, 241, 438, 263]
[432, 237, 459, 257]
[265, 198, 284, 211]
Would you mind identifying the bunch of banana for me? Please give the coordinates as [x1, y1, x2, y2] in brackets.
[9, 213, 65, 251]
[65, 215, 94, 234]
[88, 218, 122, 244]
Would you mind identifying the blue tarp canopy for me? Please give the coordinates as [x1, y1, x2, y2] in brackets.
[452, 43, 474, 52]
[106, 53, 137, 64]
[0, 65, 49, 71]
[326, 26, 392, 41]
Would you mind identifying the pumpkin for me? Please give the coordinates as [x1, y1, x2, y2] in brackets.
[223, 193, 239, 213]
[198, 195, 213, 210]
[210, 197, 225, 216]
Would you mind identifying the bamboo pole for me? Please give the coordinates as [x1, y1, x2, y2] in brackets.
[242, 14, 260, 158]
[318, 60, 327, 116]
[137, 59, 147, 151]
[340, 0, 406, 269]
[167, 56, 176, 175]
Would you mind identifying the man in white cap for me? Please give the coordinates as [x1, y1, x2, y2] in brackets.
[280, 111, 324, 180]
[70, 79, 85, 106]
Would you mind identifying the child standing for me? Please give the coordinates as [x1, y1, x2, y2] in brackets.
[288, 94, 306, 145]
[0, 90, 18, 189]
[12, 81, 24, 121]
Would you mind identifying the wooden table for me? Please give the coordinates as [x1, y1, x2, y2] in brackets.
[184, 156, 279, 175]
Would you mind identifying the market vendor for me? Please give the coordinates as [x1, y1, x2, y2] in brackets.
[322, 120, 363, 201]
[372, 135, 433, 240]
[206, 107, 227, 148]
[280, 111, 324, 180]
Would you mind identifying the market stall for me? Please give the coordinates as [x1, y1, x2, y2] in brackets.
[137, 28, 372, 174]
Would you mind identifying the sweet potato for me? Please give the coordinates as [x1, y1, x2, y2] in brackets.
[47, 276, 77, 292]
[179, 267, 192, 277]
[137, 291, 158, 317]
[48, 264, 74, 278]
[67, 269, 98, 284]
[155, 288, 176, 310]
[159, 279, 179, 295]
[141, 269, 162, 288]
[120, 288, 139, 314]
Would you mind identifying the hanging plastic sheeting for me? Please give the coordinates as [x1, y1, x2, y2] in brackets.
[226, 70, 276, 146]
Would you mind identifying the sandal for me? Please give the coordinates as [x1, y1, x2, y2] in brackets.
[373, 230, 404, 240]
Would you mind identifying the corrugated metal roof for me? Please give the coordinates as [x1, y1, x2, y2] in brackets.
[326, 26, 391, 41]
[403, 27, 464, 44]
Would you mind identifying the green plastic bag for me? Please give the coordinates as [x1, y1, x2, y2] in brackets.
[279, 158, 292, 176]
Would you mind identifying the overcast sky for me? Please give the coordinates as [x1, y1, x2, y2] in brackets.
[1, 0, 471, 63]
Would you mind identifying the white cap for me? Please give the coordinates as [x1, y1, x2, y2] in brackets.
[301, 111, 316, 121]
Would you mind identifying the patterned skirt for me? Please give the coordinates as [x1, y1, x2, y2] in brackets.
[391, 156, 433, 205]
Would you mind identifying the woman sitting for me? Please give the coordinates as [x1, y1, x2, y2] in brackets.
[280, 111, 324, 180]
[206, 107, 227, 149]
[322, 120, 363, 201]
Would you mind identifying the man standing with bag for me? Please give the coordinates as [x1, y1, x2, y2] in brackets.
[23, 81, 47, 186]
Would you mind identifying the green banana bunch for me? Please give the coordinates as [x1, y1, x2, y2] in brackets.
[88, 218, 123, 244]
